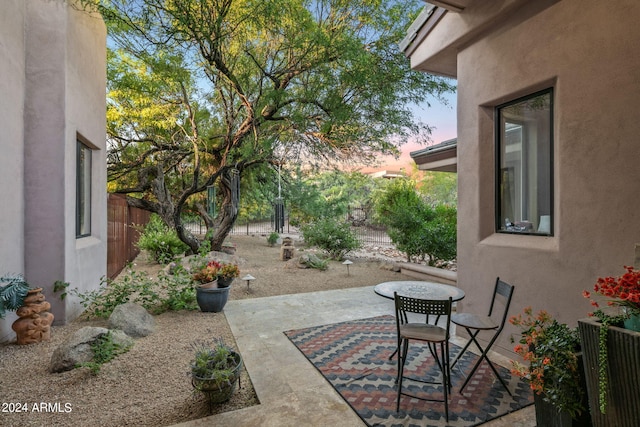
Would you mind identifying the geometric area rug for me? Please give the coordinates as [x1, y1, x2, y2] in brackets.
[284, 315, 533, 427]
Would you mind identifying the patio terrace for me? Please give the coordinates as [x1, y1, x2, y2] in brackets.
[173, 286, 534, 427]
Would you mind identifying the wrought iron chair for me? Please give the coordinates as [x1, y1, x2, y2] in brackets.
[450, 277, 515, 395]
[394, 292, 453, 422]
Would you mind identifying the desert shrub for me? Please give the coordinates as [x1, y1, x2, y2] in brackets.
[136, 214, 189, 264]
[70, 268, 196, 318]
[267, 232, 279, 247]
[299, 253, 330, 271]
[77, 331, 133, 375]
[373, 179, 456, 266]
[300, 217, 361, 260]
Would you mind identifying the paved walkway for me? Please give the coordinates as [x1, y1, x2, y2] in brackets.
[174, 286, 534, 427]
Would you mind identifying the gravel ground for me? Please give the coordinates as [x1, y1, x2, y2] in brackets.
[0, 235, 408, 427]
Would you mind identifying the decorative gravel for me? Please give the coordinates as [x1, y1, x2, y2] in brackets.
[0, 235, 410, 426]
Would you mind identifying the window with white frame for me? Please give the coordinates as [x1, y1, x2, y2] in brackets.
[496, 89, 553, 235]
[76, 139, 92, 237]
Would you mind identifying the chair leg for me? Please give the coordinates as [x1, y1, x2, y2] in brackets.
[441, 342, 449, 422]
[396, 337, 405, 384]
[396, 339, 409, 412]
[458, 328, 512, 396]
[450, 329, 478, 370]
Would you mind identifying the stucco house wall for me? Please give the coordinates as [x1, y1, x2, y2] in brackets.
[0, 1, 27, 336]
[408, 0, 640, 354]
[0, 0, 106, 342]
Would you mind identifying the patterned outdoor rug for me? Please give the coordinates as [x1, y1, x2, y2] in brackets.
[284, 315, 533, 427]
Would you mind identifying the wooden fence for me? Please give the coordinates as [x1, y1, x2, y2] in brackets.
[107, 194, 151, 279]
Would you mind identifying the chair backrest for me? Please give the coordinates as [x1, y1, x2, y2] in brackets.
[488, 277, 515, 332]
[394, 292, 453, 335]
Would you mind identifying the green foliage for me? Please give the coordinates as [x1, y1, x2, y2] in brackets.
[418, 171, 457, 206]
[77, 331, 133, 375]
[591, 309, 626, 414]
[70, 268, 197, 319]
[157, 268, 198, 312]
[373, 179, 456, 266]
[190, 339, 240, 390]
[100, 0, 455, 253]
[0, 274, 30, 318]
[136, 214, 189, 264]
[267, 232, 279, 247]
[286, 169, 387, 226]
[510, 308, 585, 418]
[53, 280, 69, 300]
[299, 254, 330, 271]
[300, 217, 361, 260]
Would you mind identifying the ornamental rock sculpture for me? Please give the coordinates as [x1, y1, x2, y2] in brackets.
[11, 288, 54, 345]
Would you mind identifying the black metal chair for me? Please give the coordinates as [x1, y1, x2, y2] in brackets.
[450, 277, 515, 395]
[394, 292, 453, 422]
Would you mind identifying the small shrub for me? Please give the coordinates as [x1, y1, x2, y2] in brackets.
[136, 214, 189, 264]
[157, 269, 198, 312]
[77, 331, 133, 375]
[300, 254, 329, 270]
[373, 180, 456, 266]
[267, 232, 279, 247]
[300, 217, 361, 260]
[70, 268, 196, 318]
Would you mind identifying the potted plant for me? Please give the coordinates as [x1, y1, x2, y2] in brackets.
[190, 338, 243, 406]
[583, 265, 640, 331]
[510, 307, 591, 427]
[191, 260, 230, 312]
[191, 260, 221, 289]
[217, 262, 240, 288]
[1, 273, 55, 345]
[580, 265, 640, 427]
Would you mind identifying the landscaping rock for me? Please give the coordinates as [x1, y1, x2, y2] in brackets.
[109, 303, 155, 338]
[49, 326, 134, 373]
[50, 327, 100, 372]
[295, 253, 325, 269]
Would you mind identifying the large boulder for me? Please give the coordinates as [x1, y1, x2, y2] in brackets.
[49, 327, 133, 373]
[108, 303, 155, 338]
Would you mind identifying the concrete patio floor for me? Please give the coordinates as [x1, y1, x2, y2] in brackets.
[174, 286, 535, 427]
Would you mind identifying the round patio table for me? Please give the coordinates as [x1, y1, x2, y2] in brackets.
[374, 280, 465, 302]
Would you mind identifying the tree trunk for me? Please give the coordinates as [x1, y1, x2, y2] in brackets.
[209, 169, 239, 251]
[125, 163, 203, 254]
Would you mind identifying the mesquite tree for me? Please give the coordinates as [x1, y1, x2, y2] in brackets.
[92, 0, 454, 252]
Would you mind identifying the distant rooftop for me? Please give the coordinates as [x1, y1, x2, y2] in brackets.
[410, 138, 457, 172]
[366, 169, 407, 179]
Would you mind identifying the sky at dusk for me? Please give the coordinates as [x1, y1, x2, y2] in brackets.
[363, 90, 458, 173]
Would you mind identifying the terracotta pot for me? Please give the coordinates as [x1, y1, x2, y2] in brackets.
[198, 279, 218, 290]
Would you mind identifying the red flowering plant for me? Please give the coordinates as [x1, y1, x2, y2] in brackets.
[509, 307, 586, 418]
[581, 265, 639, 414]
[583, 265, 640, 317]
[191, 260, 222, 284]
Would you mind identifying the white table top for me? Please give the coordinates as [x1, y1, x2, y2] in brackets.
[374, 280, 465, 302]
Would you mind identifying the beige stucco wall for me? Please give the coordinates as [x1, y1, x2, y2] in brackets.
[0, 0, 27, 341]
[413, 0, 640, 354]
[1, 0, 106, 342]
[64, 2, 108, 322]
